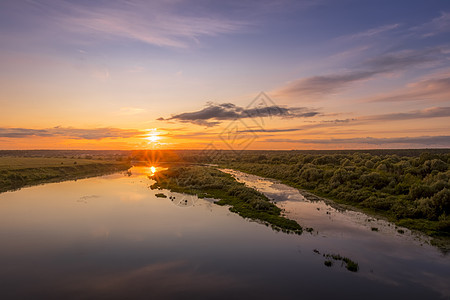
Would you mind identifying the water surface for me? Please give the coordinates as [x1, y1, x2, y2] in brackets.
[0, 167, 449, 299]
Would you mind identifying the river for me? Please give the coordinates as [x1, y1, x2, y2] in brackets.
[0, 166, 448, 299]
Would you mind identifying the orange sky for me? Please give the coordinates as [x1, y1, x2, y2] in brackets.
[1, 1, 449, 150]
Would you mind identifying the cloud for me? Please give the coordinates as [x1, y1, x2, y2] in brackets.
[364, 107, 450, 121]
[337, 23, 400, 41]
[232, 106, 449, 135]
[38, 1, 248, 48]
[158, 102, 320, 127]
[363, 48, 440, 71]
[0, 128, 51, 138]
[273, 48, 445, 100]
[411, 12, 450, 38]
[366, 76, 450, 102]
[273, 70, 379, 98]
[0, 127, 143, 140]
[265, 135, 450, 146]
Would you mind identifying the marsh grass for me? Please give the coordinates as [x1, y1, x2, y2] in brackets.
[151, 166, 303, 234]
[323, 253, 359, 272]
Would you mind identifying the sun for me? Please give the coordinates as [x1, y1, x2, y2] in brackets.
[146, 134, 160, 143]
[145, 128, 161, 144]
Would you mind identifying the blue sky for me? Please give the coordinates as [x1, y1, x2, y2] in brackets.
[0, 0, 449, 149]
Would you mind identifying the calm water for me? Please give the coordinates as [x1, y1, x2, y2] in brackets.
[0, 167, 449, 299]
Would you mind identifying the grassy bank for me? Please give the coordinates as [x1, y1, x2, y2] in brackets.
[0, 157, 131, 193]
[150, 166, 302, 234]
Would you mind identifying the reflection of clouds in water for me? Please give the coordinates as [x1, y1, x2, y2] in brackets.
[91, 226, 110, 239]
[412, 271, 450, 299]
[53, 261, 241, 298]
[119, 192, 146, 202]
[78, 195, 100, 203]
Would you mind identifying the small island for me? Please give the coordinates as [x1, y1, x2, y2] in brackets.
[150, 166, 303, 234]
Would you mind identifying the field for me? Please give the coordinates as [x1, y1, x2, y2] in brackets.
[0, 154, 131, 193]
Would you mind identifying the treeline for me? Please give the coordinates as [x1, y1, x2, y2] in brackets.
[213, 151, 450, 236]
[151, 166, 302, 234]
[131, 149, 450, 236]
[0, 150, 131, 161]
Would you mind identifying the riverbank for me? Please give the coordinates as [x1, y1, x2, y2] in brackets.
[150, 165, 303, 234]
[225, 163, 450, 252]
[0, 157, 131, 193]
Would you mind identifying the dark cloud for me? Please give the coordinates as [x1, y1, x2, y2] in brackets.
[274, 48, 445, 100]
[0, 127, 143, 140]
[0, 128, 51, 138]
[265, 136, 450, 146]
[158, 102, 319, 127]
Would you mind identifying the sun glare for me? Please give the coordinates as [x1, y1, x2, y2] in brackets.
[145, 128, 161, 144]
[150, 166, 156, 173]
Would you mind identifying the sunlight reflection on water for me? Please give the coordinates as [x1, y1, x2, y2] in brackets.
[0, 167, 448, 299]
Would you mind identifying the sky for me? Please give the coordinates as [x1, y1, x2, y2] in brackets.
[0, 0, 449, 150]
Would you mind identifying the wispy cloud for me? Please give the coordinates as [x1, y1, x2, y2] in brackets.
[363, 48, 441, 71]
[0, 127, 143, 140]
[273, 48, 444, 100]
[39, 1, 249, 48]
[265, 135, 450, 146]
[158, 102, 320, 127]
[363, 106, 450, 120]
[337, 23, 400, 41]
[233, 106, 450, 134]
[411, 12, 450, 38]
[365, 75, 450, 102]
[273, 70, 378, 99]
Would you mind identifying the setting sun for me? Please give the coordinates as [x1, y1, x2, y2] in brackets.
[145, 129, 161, 144]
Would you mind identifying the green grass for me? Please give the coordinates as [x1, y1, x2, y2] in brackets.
[0, 157, 112, 170]
[0, 156, 131, 193]
[150, 165, 303, 234]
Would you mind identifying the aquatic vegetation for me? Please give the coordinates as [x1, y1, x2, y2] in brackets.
[324, 253, 359, 272]
[324, 260, 333, 267]
[313, 249, 359, 272]
[155, 193, 167, 198]
[150, 166, 302, 234]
